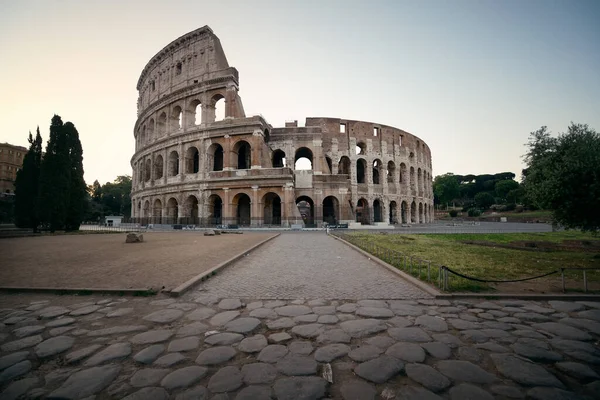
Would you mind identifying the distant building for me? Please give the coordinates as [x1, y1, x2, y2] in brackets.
[0, 143, 28, 194]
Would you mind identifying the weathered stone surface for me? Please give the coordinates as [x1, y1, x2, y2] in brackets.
[475, 342, 510, 353]
[421, 341, 452, 359]
[317, 314, 338, 324]
[130, 368, 170, 387]
[340, 319, 387, 337]
[35, 335, 75, 358]
[0, 351, 28, 371]
[388, 302, 425, 316]
[312, 306, 336, 315]
[316, 328, 351, 344]
[267, 317, 295, 329]
[207, 366, 243, 393]
[0, 377, 39, 400]
[532, 322, 593, 341]
[490, 385, 525, 399]
[235, 385, 272, 400]
[289, 341, 313, 355]
[49, 365, 121, 399]
[46, 317, 76, 327]
[263, 300, 286, 308]
[356, 307, 394, 318]
[365, 335, 395, 349]
[436, 360, 498, 383]
[186, 307, 216, 321]
[66, 344, 103, 364]
[161, 366, 208, 390]
[225, 317, 261, 333]
[241, 362, 278, 384]
[340, 380, 377, 400]
[218, 298, 243, 310]
[449, 383, 494, 400]
[126, 232, 144, 243]
[176, 322, 209, 337]
[514, 312, 551, 322]
[490, 353, 565, 388]
[249, 308, 278, 319]
[274, 305, 312, 317]
[134, 344, 165, 364]
[38, 306, 70, 319]
[12, 325, 45, 338]
[348, 344, 383, 362]
[210, 311, 240, 326]
[84, 342, 131, 366]
[475, 301, 502, 310]
[168, 336, 200, 352]
[394, 385, 444, 400]
[143, 309, 184, 324]
[354, 355, 404, 383]
[386, 342, 426, 363]
[405, 363, 451, 392]
[268, 332, 292, 343]
[174, 386, 209, 400]
[291, 323, 324, 338]
[314, 343, 350, 362]
[294, 314, 319, 323]
[277, 355, 317, 375]
[548, 301, 585, 313]
[1, 335, 42, 352]
[526, 387, 583, 400]
[388, 327, 431, 342]
[107, 308, 134, 317]
[416, 315, 448, 332]
[559, 317, 600, 335]
[337, 303, 359, 313]
[556, 361, 600, 380]
[273, 377, 327, 400]
[88, 325, 147, 337]
[238, 334, 268, 353]
[204, 332, 244, 345]
[153, 352, 186, 367]
[447, 318, 479, 330]
[0, 360, 31, 385]
[49, 326, 76, 336]
[248, 345, 285, 365]
[130, 330, 173, 345]
[511, 342, 563, 362]
[195, 346, 236, 365]
[70, 305, 101, 316]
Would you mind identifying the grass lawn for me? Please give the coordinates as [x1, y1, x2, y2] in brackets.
[342, 231, 600, 293]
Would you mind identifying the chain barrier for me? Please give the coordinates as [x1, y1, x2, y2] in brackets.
[442, 266, 559, 283]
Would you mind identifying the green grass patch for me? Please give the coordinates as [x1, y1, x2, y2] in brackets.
[342, 231, 600, 292]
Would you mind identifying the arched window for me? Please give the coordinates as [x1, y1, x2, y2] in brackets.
[410, 166, 416, 194]
[147, 119, 155, 142]
[373, 199, 383, 222]
[273, 150, 286, 168]
[212, 94, 225, 122]
[233, 193, 251, 226]
[387, 161, 396, 183]
[189, 99, 202, 126]
[356, 142, 366, 155]
[356, 159, 367, 183]
[323, 196, 339, 224]
[140, 126, 146, 147]
[185, 195, 199, 224]
[167, 197, 179, 224]
[234, 141, 251, 169]
[168, 151, 179, 176]
[154, 155, 164, 180]
[338, 156, 350, 175]
[373, 159, 382, 184]
[356, 198, 369, 224]
[389, 201, 398, 224]
[207, 195, 223, 225]
[152, 199, 162, 223]
[296, 196, 315, 227]
[399, 163, 407, 184]
[171, 106, 182, 130]
[209, 144, 224, 171]
[294, 147, 313, 170]
[263, 192, 282, 225]
[157, 112, 167, 136]
[185, 147, 200, 174]
[144, 159, 151, 181]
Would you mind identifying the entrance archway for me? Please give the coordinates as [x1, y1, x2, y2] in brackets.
[167, 198, 178, 224]
[401, 201, 408, 224]
[411, 201, 417, 223]
[263, 193, 282, 225]
[323, 196, 339, 225]
[233, 193, 251, 226]
[207, 195, 222, 225]
[356, 198, 370, 224]
[185, 195, 199, 224]
[373, 199, 383, 222]
[296, 196, 315, 227]
[153, 199, 162, 224]
[389, 201, 398, 224]
[234, 141, 251, 170]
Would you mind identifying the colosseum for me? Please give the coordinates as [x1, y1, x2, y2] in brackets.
[130, 26, 434, 228]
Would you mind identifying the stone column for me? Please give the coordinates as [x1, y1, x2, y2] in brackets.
[223, 188, 231, 226]
[223, 135, 233, 171]
[251, 186, 260, 227]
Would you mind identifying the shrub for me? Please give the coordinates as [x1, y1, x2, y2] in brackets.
[449, 210, 458, 218]
[467, 208, 481, 217]
[504, 203, 516, 211]
[515, 205, 524, 213]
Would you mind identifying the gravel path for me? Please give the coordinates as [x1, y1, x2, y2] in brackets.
[192, 232, 430, 300]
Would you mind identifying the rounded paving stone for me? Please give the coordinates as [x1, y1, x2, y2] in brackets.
[405, 363, 451, 392]
[70, 305, 101, 316]
[394, 385, 444, 400]
[277, 355, 317, 376]
[274, 305, 312, 317]
[241, 362, 278, 384]
[176, 322, 209, 337]
[555, 361, 600, 380]
[312, 306, 336, 315]
[65, 344, 103, 364]
[218, 298, 243, 310]
[317, 315, 338, 324]
[175, 385, 208, 400]
[388, 327, 431, 342]
[130, 368, 170, 387]
[291, 323, 324, 338]
[340, 380, 377, 400]
[204, 332, 244, 346]
[143, 309, 184, 324]
[134, 344, 165, 364]
[235, 385, 272, 400]
[490, 353, 565, 388]
[436, 360, 498, 384]
[449, 383, 494, 400]
[46, 317, 76, 328]
[249, 308, 278, 319]
[294, 314, 319, 323]
[531, 322, 592, 341]
[526, 387, 583, 400]
[268, 332, 292, 344]
[339, 319, 387, 338]
[208, 366, 243, 393]
[168, 336, 200, 352]
[122, 386, 169, 400]
[491, 385, 526, 398]
[0, 360, 32, 385]
[421, 341, 452, 359]
[34, 335, 75, 358]
[510, 342, 562, 362]
[1, 335, 43, 352]
[386, 342, 426, 363]
[84, 342, 131, 366]
[364, 335, 395, 349]
[415, 315, 448, 332]
[210, 311, 241, 326]
[0, 376, 39, 400]
[354, 355, 404, 383]
[12, 325, 45, 338]
[161, 366, 208, 390]
[153, 352, 187, 367]
[258, 345, 289, 363]
[186, 307, 216, 321]
[267, 317, 295, 329]
[238, 334, 268, 353]
[0, 351, 29, 371]
[195, 346, 236, 365]
[337, 303, 359, 313]
[348, 345, 383, 362]
[314, 343, 350, 362]
[273, 376, 327, 400]
[224, 317, 261, 333]
[316, 328, 351, 344]
[48, 364, 121, 399]
[289, 341, 314, 355]
[130, 330, 174, 345]
[107, 308, 134, 317]
[355, 307, 394, 318]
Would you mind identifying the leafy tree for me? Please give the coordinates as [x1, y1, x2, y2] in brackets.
[433, 173, 460, 206]
[524, 123, 600, 233]
[495, 179, 520, 201]
[64, 122, 86, 231]
[14, 128, 43, 231]
[474, 192, 495, 210]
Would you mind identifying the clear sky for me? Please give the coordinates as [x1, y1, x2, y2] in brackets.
[1, 0, 599, 185]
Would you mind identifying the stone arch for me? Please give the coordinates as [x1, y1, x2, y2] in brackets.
[296, 196, 315, 227]
[157, 112, 167, 136]
[167, 197, 179, 224]
[325, 156, 333, 174]
[399, 163, 407, 184]
[387, 161, 396, 183]
[423, 202, 428, 223]
[207, 194, 223, 225]
[233, 192, 251, 226]
[410, 166, 416, 194]
[208, 143, 224, 171]
[356, 158, 367, 183]
[417, 168, 423, 197]
[147, 119, 155, 142]
[419, 202, 424, 224]
[233, 140, 251, 170]
[152, 199, 162, 223]
[168, 151, 179, 176]
[356, 198, 370, 224]
[401, 200, 408, 224]
[185, 146, 200, 174]
[295, 147, 313, 170]
[323, 196, 339, 224]
[171, 105, 183, 131]
[185, 195, 199, 224]
[373, 159, 382, 185]
[273, 149, 286, 168]
[188, 99, 202, 126]
[338, 156, 350, 175]
[262, 192, 282, 225]
[144, 159, 151, 181]
[389, 201, 398, 224]
[140, 126, 146, 147]
[211, 93, 225, 122]
[143, 200, 151, 218]
[154, 154, 164, 180]
[411, 201, 417, 223]
[373, 199, 383, 222]
[356, 142, 366, 155]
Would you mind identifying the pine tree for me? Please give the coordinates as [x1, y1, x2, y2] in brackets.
[38, 115, 71, 232]
[14, 127, 43, 231]
[64, 122, 87, 230]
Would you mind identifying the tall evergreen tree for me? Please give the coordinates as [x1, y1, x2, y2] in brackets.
[14, 127, 43, 231]
[38, 115, 71, 232]
[64, 122, 86, 230]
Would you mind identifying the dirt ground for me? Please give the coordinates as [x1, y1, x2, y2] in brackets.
[0, 232, 276, 291]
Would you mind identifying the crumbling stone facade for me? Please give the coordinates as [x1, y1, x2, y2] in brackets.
[131, 26, 433, 227]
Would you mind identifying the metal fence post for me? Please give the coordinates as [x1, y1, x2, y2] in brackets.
[409, 256, 413, 275]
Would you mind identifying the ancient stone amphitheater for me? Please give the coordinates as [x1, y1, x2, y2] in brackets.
[130, 26, 433, 227]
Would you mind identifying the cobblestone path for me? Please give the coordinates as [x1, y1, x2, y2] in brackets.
[1, 293, 600, 399]
[193, 232, 430, 300]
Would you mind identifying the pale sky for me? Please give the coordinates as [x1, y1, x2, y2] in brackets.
[1, 0, 599, 185]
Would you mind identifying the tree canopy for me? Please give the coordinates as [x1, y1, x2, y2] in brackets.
[433, 173, 460, 205]
[85, 175, 132, 220]
[14, 128, 43, 231]
[523, 123, 600, 233]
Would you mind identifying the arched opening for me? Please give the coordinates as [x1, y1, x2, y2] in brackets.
[158, 112, 167, 136]
[373, 159, 382, 184]
[140, 126, 146, 146]
[209, 143, 224, 171]
[338, 156, 350, 175]
[400, 163, 407, 184]
[233, 193, 251, 226]
[272, 150, 286, 168]
[185, 147, 200, 174]
[234, 141, 251, 170]
[167, 197, 178, 224]
[171, 106, 182, 130]
[401, 201, 408, 224]
[262, 192, 282, 226]
[213, 94, 225, 122]
[207, 194, 222, 225]
[325, 157, 333, 174]
[264, 129, 270, 142]
[423, 203, 428, 223]
[389, 201, 398, 224]
[144, 159, 151, 181]
[147, 119, 154, 142]
[168, 151, 179, 176]
[419, 202, 424, 224]
[323, 196, 339, 225]
[143, 200, 150, 218]
[355, 142, 366, 155]
[296, 196, 315, 227]
[189, 99, 202, 125]
[138, 164, 144, 184]
[410, 167, 416, 194]
[387, 161, 396, 183]
[294, 147, 313, 170]
[185, 195, 199, 224]
[373, 199, 383, 222]
[153, 199, 162, 224]
[417, 168, 422, 196]
[356, 198, 370, 224]
[154, 155, 164, 180]
[356, 159, 367, 183]
[411, 201, 417, 223]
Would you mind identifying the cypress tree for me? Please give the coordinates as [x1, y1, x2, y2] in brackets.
[64, 122, 87, 230]
[38, 115, 71, 232]
[14, 127, 43, 231]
